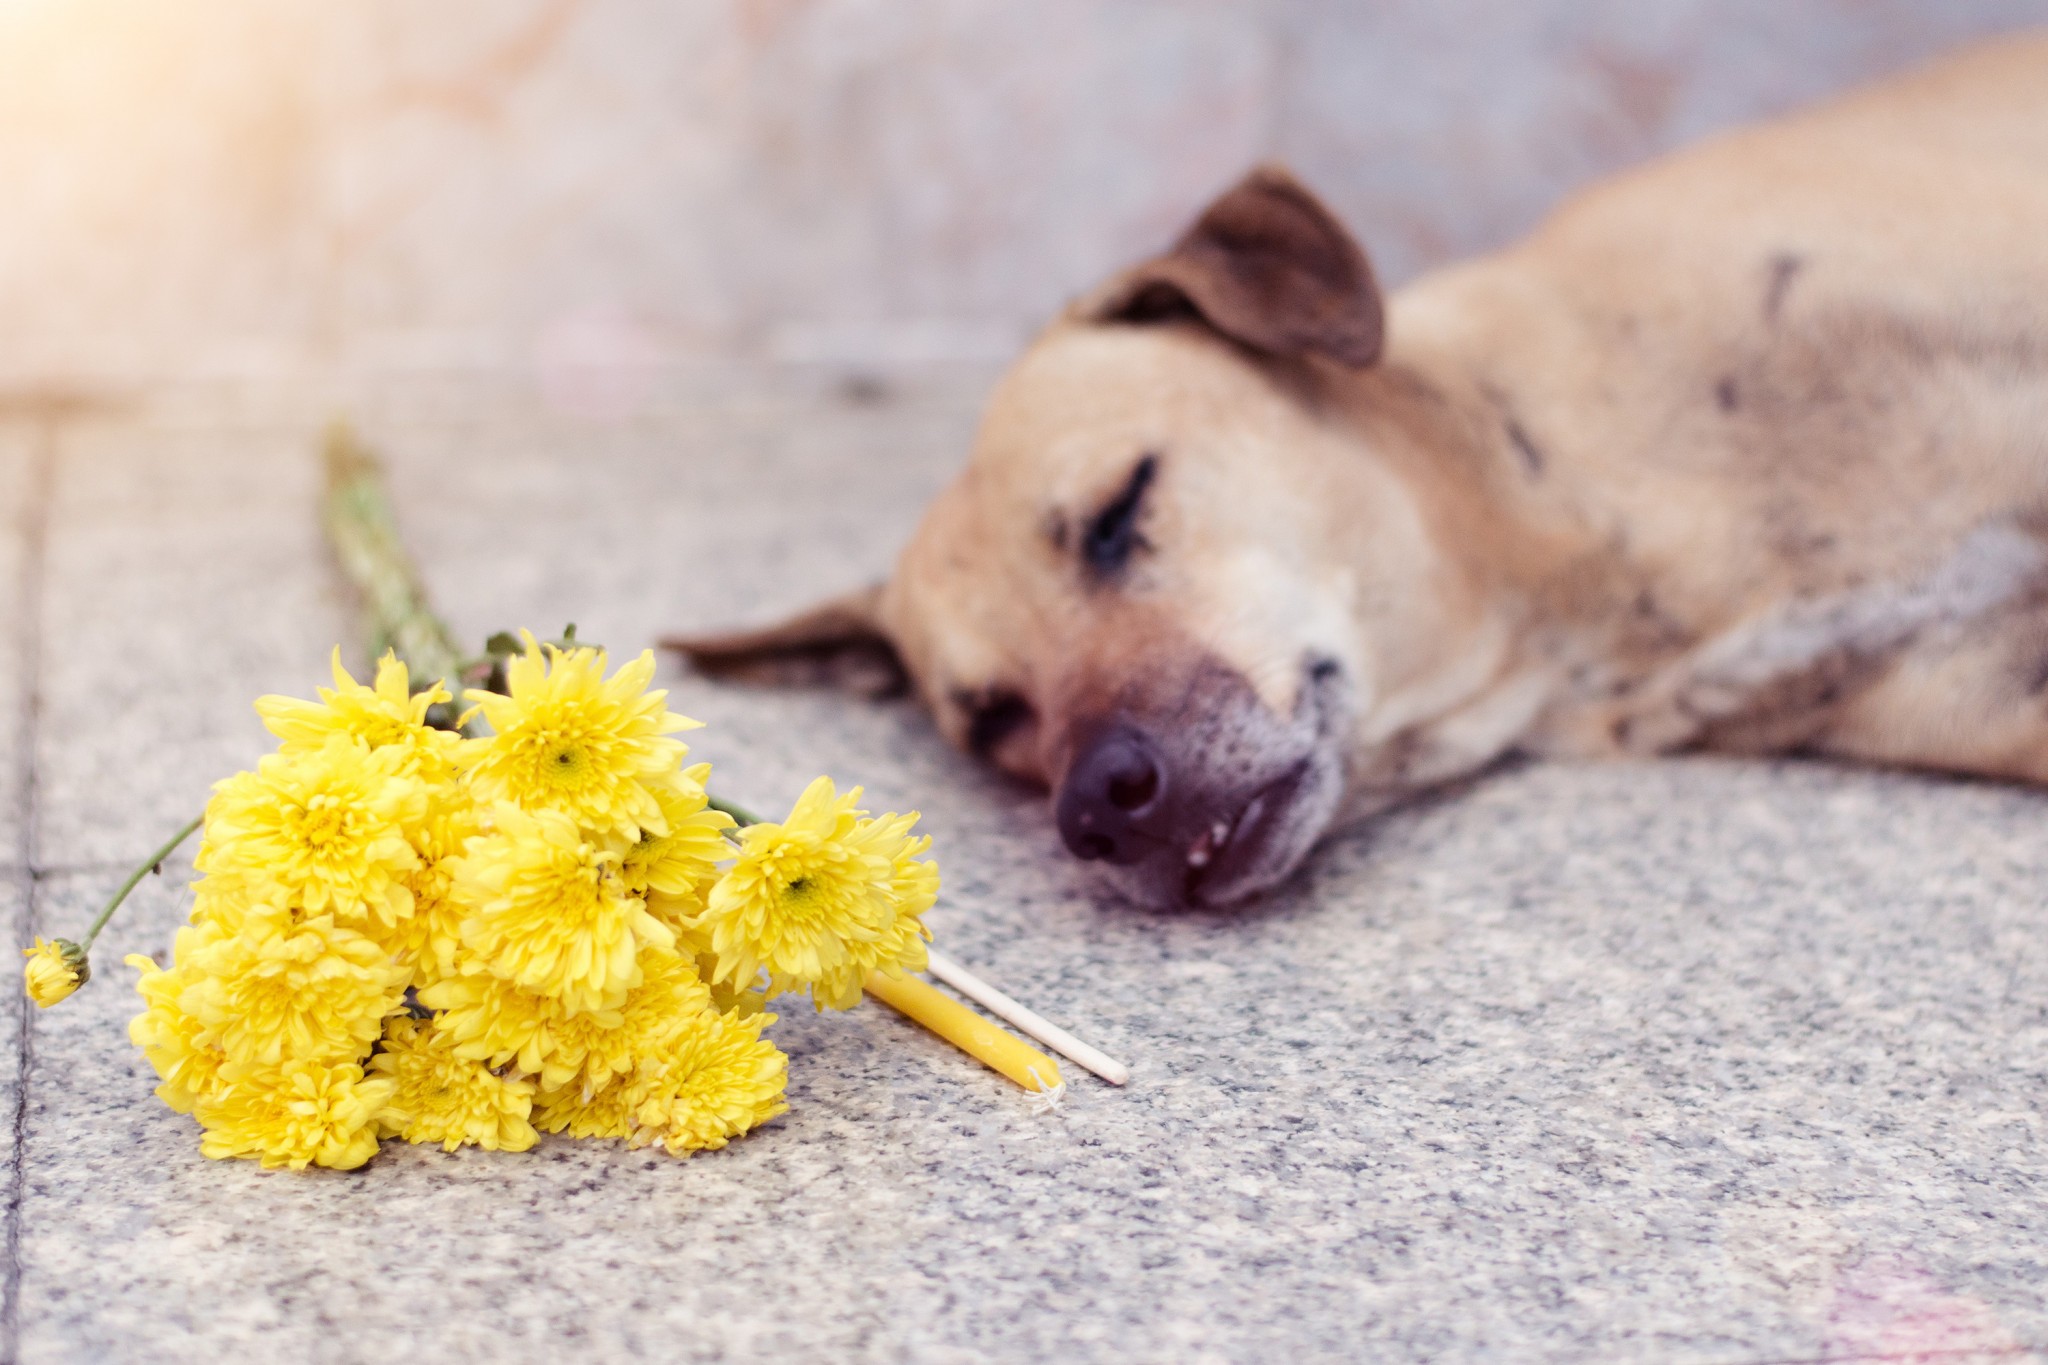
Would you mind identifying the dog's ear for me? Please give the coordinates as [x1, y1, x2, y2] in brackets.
[1085, 164, 1383, 368]
[659, 584, 908, 699]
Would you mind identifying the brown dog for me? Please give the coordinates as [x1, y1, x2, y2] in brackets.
[668, 34, 2048, 909]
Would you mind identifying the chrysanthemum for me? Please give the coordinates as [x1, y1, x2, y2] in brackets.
[369, 1016, 537, 1153]
[178, 914, 409, 1067]
[664, 928, 770, 1019]
[127, 931, 232, 1113]
[195, 1058, 394, 1171]
[184, 874, 278, 934]
[531, 1078, 636, 1140]
[706, 972, 771, 1019]
[458, 636, 699, 840]
[127, 986, 228, 1112]
[364, 799, 479, 984]
[256, 648, 462, 784]
[856, 810, 941, 992]
[622, 1008, 788, 1157]
[199, 737, 425, 925]
[698, 777, 939, 1010]
[418, 963, 620, 1087]
[617, 765, 734, 902]
[22, 938, 85, 1007]
[646, 893, 713, 952]
[449, 804, 674, 1015]
[557, 946, 715, 1093]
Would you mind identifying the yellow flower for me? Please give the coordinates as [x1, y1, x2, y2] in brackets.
[617, 765, 734, 901]
[22, 938, 85, 1007]
[655, 920, 770, 1020]
[418, 964, 620, 1088]
[125, 920, 236, 1113]
[532, 1078, 636, 1140]
[199, 737, 425, 925]
[185, 874, 271, 933]
[861, 809, 941, 986]
[369, 1016, 537, 1153]
[179, 913, 408, 1067]
[699, 777, 939, 1011]
[423, 945, 709, 1095]
[622, 1008, 788, 1157]
[458, 636, 698, 840]
[195, 1058, 394, 1171]
[256, 648, 462, 784]
[364, 798, 479, 985]
[449, 804, 674, 1015]
[644, 889, 709, 945]
[706, 973, 772, 1019]
[559, 946, 715, 1093]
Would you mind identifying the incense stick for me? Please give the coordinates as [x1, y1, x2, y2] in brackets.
[863, 969, 1063, 1093]
[925, 948, 1130, 1086]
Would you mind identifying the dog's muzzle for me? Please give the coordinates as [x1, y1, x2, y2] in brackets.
[1051, 662, 1347, 910]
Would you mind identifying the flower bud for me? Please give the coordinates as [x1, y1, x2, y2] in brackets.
[22, 937, 88, 1008]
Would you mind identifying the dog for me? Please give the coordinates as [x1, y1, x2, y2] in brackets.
[667, 33, 2048, 910]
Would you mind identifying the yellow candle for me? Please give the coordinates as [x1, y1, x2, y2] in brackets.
[864, 969, 1064, 1093]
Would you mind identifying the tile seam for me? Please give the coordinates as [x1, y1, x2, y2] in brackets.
[3, 414, 59, 1356]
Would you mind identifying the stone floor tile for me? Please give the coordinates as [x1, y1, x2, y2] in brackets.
[31, 413, 347, 870]
[360, 375, 985, 657]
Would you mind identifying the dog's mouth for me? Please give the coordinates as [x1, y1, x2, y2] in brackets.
[1179, 761, 1312, 906]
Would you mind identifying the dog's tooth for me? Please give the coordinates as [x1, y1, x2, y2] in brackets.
[1187, 831, 1213, 867]
[1212, 818, 1232, 847]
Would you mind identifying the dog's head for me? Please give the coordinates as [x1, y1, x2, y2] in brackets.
[672, 168, 1496, 907]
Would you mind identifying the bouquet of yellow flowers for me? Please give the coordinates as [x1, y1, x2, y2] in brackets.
[23, 425, 1109, 1174]
[98, 636, 939, 1171]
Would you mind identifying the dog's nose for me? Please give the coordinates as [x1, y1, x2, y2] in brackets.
[1056, 726, 1167, 865]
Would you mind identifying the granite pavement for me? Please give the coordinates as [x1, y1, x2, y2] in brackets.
[3, 374, 2045, 1363]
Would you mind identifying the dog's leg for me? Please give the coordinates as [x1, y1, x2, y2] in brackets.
[1590, 520, 2048, 780]
[1812, 597, 2048, 784]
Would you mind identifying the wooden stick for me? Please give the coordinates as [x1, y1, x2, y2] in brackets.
[925, 948, 1130, 1086]
[863, 969, 1063, 1093]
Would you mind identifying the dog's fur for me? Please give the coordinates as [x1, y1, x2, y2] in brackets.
[669, 34, 2048, 908]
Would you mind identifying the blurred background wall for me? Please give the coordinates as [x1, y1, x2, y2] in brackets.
[0, 0, 2041, 399]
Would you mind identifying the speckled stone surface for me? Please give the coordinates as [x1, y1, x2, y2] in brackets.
[30, 417, 349, 871]
[1, 425, 36, 867]
[6, 379, 2048, 1362]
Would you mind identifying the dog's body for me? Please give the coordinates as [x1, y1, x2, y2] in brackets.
[672, 34, 2048, 908]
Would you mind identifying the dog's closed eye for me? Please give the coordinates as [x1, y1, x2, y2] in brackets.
[964, 689, 1036, 758]
[1082, 455, 1159, 577]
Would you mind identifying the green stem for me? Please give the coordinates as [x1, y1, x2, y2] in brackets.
[80, 814, 203, 952]
[706, 795, 762, 828]
[321, 420, 470, 717]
